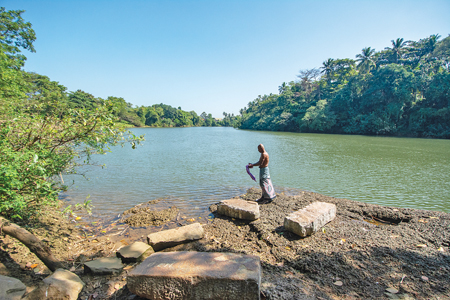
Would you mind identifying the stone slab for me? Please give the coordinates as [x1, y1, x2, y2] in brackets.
[217, 199, 260, 220]
[0, 274, 26, 300]
[23, 269, 84, 300]
[84, 257, 124, 275]
[128, 251, 261, 300]
[117, 241, 154, 263]
[147, 223, 204, 251]
[284, 201, 336, 237]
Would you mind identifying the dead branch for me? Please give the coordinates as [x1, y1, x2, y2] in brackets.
[0, 216, 63, 272]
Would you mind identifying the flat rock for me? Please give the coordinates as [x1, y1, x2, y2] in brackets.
[217, 199, 260, 220]
[128, 251, 261, 300]
[147, 223, 204, 251]
[23, 269, 84, 300]
[117, 241, 154, 263]
[284, 201, 336, 237]
[386, 287, 399, 294]
[84, 257, 124, 275]
[0, 274, 26, 300]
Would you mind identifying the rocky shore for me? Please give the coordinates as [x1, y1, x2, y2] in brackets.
[1, 188, 449, 299]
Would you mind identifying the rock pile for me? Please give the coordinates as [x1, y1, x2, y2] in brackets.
[1, 198, 338, 300]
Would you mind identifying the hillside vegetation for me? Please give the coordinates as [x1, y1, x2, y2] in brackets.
[231, 35, 450, 138]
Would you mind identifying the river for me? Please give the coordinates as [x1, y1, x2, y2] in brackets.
[61, 127, 450, 218]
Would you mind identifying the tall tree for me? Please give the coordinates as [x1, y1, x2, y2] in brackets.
[0, 7, 36, 66]
[297, 68, 321, 97]
[385, 38, 408, 63]
[321, 58, 335, 83]
[356, 47, 376, 73]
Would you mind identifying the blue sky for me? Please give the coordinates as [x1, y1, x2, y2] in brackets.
[3, 0, 449, 117]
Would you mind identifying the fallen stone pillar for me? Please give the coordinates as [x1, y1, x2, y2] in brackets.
[284, 201, 336, 237]
[128, 251, 261, 300]
[147, 223, 204, 251]
[217, 199, 260, 220]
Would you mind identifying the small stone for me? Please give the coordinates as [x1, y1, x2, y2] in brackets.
[84, 257, 124, 275]
[386, 287, 399, 294]
[24, 269, 84, 300]
[147, 223, 204, 251]
[116, 241, 154, 263]
[385, 293, 400, 299]
[421, 276, 429, 281]
[0, 275, 26, 300]
[333, 281, 343, 286]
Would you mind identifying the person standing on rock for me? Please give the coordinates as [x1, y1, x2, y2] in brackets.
[248, 144, 276, 202]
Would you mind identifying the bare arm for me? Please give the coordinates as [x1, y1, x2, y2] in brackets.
[249, 153, 268, 168]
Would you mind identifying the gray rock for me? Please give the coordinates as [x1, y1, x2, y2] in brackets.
[147, 223, 204, 251]
[284, 201, 336, 237]
[0, 274, 26, 300]
[128, 251, 261, 300]
[84, 257, 124, 275]
[23, 269, 84, 300]
[217, 199, 260, 220]
[117, 241, 154, 263]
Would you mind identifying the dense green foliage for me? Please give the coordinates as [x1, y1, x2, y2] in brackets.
[0, 8, 143, 220]
[232, 35, 450, 138]
[57, 91, 222, 129]
[127, 103, 220, 128]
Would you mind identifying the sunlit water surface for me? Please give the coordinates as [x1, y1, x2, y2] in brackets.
[61, 127, 450, 219]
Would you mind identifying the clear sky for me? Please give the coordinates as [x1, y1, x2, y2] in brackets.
[2, 0, 449, 117]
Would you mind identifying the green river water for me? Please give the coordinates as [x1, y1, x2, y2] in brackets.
[62, 127, 450, 218]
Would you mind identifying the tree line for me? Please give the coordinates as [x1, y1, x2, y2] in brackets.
[68, 92, 225, 128]
[228, 35, 450, 139]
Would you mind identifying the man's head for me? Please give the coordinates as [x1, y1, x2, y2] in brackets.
[258, 144, 265, 153]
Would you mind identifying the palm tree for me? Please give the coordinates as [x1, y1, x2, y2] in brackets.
[385, 38, 408, 63]
[422, 34, 441, 55]
[321, 58, 335, 83]
[278, 82, 288, 94]
[356, 47, 376, 73]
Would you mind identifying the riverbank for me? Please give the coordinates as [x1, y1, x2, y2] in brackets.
[1, 189, 449, 299]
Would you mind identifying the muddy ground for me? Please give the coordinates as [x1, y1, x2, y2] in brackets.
[1, 188, 449, 299]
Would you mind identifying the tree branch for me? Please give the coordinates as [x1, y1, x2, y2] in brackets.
[0, 216, 63, 272]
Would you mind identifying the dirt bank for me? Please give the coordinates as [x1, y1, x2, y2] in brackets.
[1, 188, 449, 299]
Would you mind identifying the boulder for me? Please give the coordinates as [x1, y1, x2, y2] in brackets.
[84, 257, 124, 275]
[116, 241, 154, 263]
[23, 269, 84, 300]
[127, 251, 261, 300]
[284, 201, 336, 237]
[0, 274, 26, 300]
[217, 199, 260, 220]
[147, 223, 204, 251]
